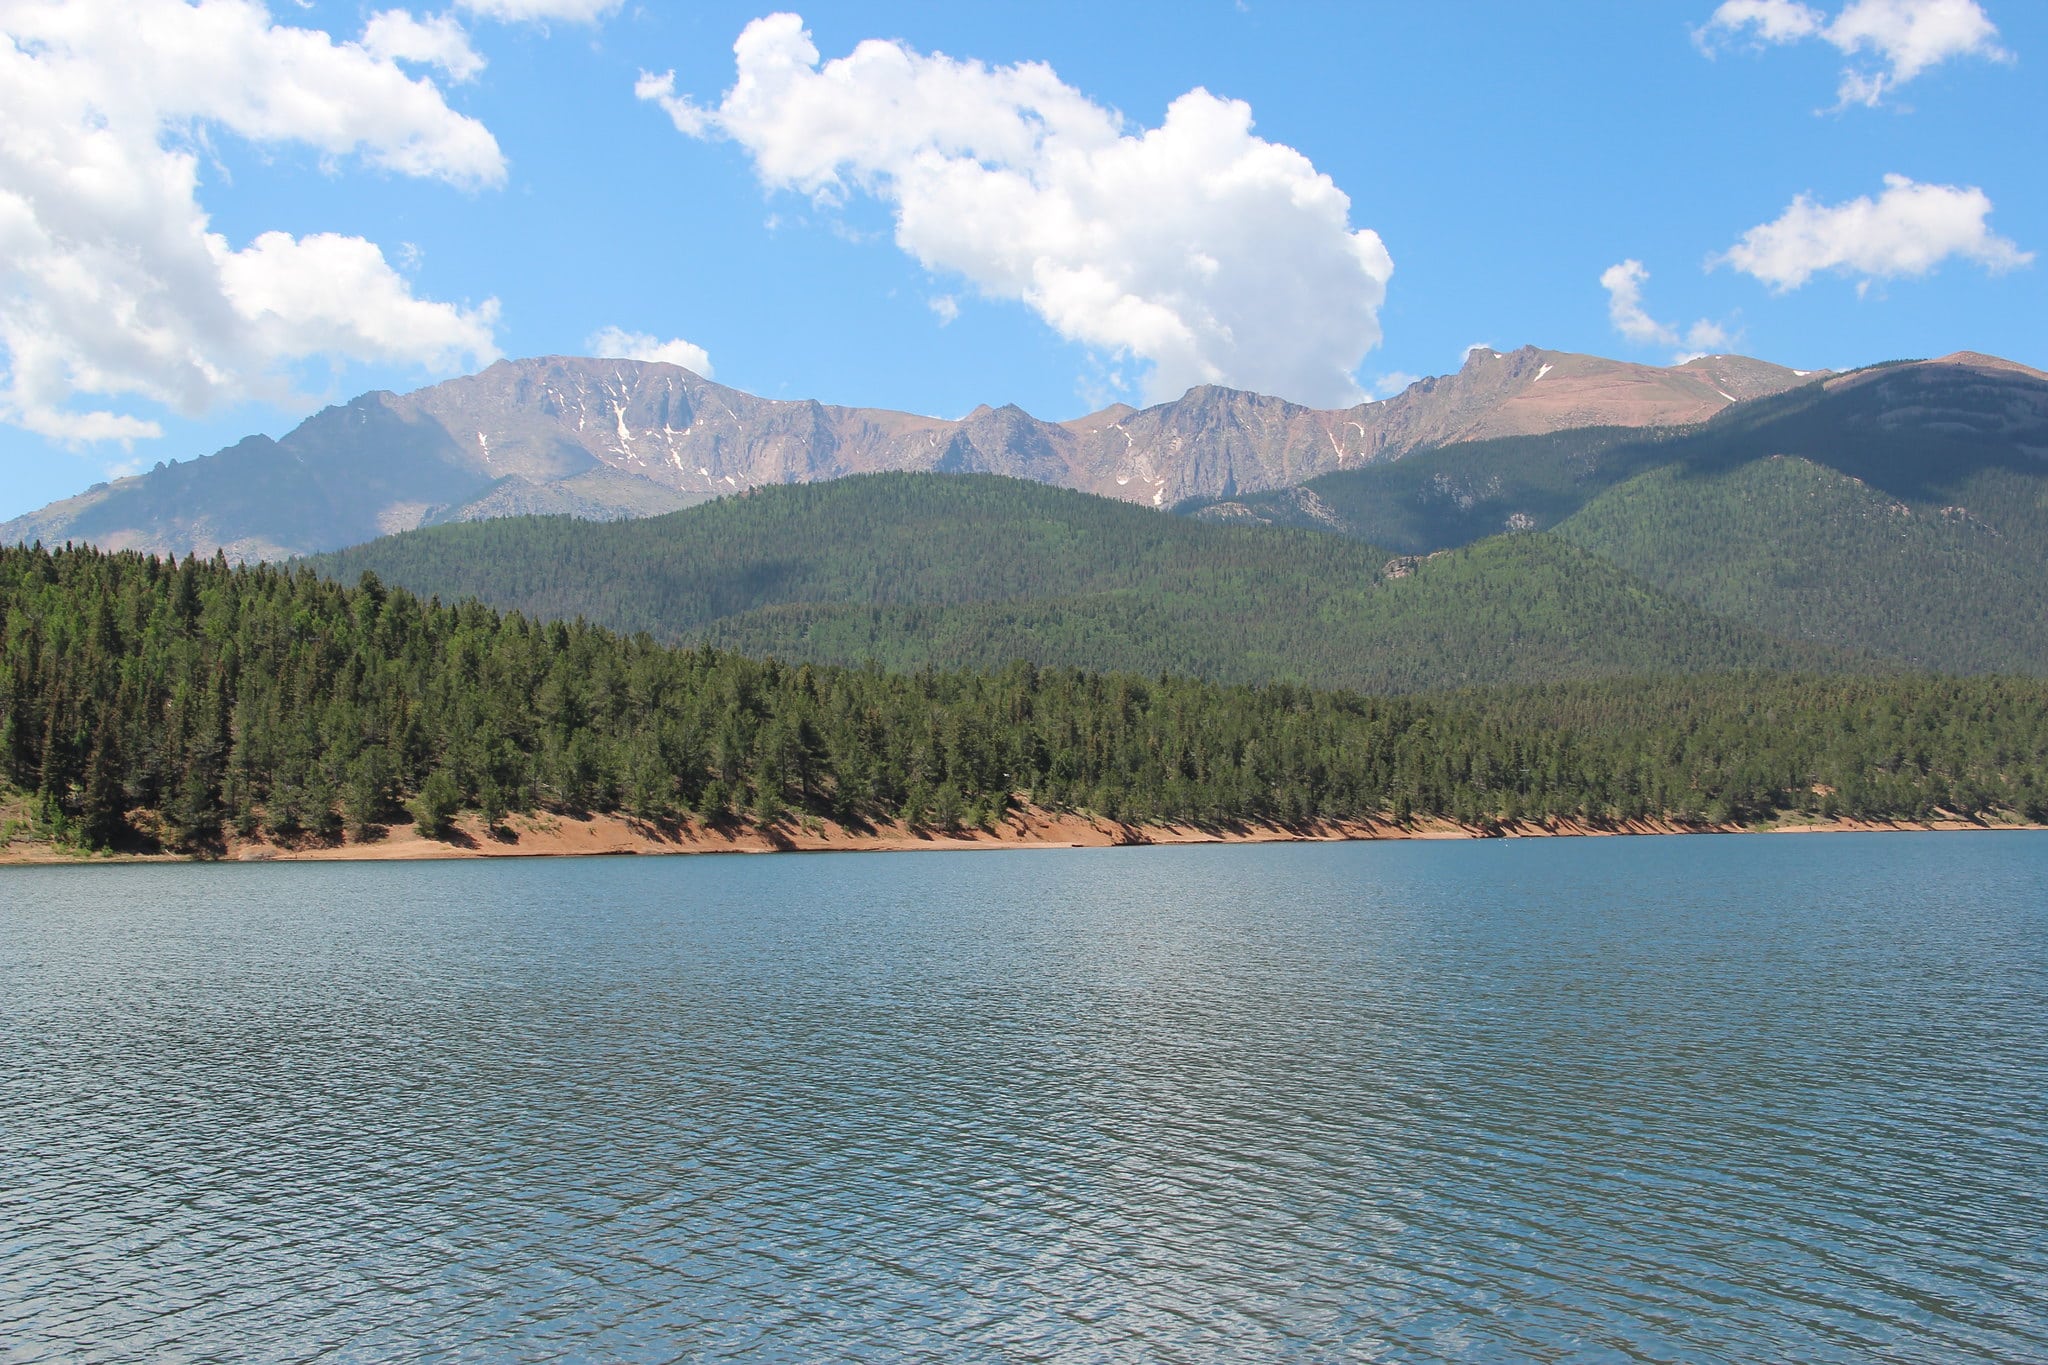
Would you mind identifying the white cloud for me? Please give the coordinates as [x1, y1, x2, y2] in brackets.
[1600, 261, 1734, 359]
[640, 13, 1393, 406]
[457, 0, 620, 21]
[1684, 319, 1732, 352]
[4, 1, 507, 185]
[0, 0, 503, 443]
[12, 405, 164, 446]
[1703, 0, 1825, 44]
[1825, 0, 2007, 100]
[586, 327, 713, 376]
[1371, 371, 1420, 399]
[362, 9, 484, 83]
[1700, 0, 2008, 107]
[1714, 174, 2032, 291]
[226, 232, 500, 368]
[928, 294, 959, 326]
[1600, 261, 1674, 346]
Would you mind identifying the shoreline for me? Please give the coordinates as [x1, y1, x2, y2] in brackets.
[3, 805, 2041, 866]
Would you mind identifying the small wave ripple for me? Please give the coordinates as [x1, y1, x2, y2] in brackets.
[2, 833, 2045, 1362]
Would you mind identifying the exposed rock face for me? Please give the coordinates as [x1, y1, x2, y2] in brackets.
[4, 346, 1826, 559]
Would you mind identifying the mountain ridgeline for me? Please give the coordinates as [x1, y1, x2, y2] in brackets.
[8, 345, 2046, 699]
[1, 346, 1815, 561]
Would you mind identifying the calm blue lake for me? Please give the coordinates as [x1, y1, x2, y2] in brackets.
[3, 833, 2045, 1362]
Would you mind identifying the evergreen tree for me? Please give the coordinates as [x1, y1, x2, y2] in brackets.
[411, 768, 461, 842]
[3, 543, 2045, 856]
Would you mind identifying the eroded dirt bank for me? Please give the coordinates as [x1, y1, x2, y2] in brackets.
[3, 805, 2039, 865]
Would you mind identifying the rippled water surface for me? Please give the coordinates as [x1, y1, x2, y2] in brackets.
[4, 834, 2046, 1362]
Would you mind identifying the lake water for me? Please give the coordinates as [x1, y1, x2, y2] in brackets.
[3, 834, 2045, 1363]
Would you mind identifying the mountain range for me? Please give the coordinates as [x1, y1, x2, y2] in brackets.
[3, 346, 1820, 561]
[300, 349, 2048, 691]
[10, 340, 2046, 693]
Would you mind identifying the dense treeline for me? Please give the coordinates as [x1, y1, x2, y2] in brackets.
[1555, 459, 2048, 673]
[697, 534, 1855, 691]
[309, 472, 1387, 640]
[307, 473, 1849, 691]
[6, 544, 2044, 854]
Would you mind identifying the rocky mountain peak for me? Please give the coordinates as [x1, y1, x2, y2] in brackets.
[5, 346, 1885, 560]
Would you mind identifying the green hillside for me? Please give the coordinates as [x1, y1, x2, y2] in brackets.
[311, 473, 1383, 638]
[699, 533, 1850, 692]
[1181, 425, 1671, 553]
[308, 473, 1851, 692]
[1181, 360, 2048, 672]
[1553, 458, 2048, 672]
[1190, 362, 2048, 546]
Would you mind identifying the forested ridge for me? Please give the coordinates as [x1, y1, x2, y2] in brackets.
[1180, 361, 2048, 673]
[6, 543, 2044, 856]
[695, 533, 1853, 690]
[306, 472, 1852, 692]
[311, 471, 1373, 638]
[1187, 361, 2048, 557]
[1554, 458, 2048, 671]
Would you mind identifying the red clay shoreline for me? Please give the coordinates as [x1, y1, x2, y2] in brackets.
[3, 805, 2041, 865]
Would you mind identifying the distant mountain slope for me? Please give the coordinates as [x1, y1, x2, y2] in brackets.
[1553, 457, 2048, 672]
[1178, 353, 2048, 672]
[307, 472, 1854, 693]
[1186, 353, 2048, 545]
[3, 346, 1818, 560]
[1183, 424, 1670, 554]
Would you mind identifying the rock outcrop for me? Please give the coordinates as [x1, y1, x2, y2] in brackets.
[3, 346, 1828, 560]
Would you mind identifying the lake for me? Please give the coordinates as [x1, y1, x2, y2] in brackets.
[3, 833, 2045, 1362]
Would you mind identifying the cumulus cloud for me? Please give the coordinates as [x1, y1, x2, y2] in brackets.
[1700, 0, 2008, 107]
[226, 233, 500, 367]
[1681, 320, 1733, 353]
[0, 0, 503, 443]
[362, 9, 485, 82]
[928, 295, 960, 326]
[1704, 0, 1827, 43]
[639, 13, 1393, 406]
[586, 327, 713, 376]
[1600, 261, 1673, 347]
[1600, 260, 1732, 358]
[457, 0, 620, 21]
[1714, 174, 2031, 291]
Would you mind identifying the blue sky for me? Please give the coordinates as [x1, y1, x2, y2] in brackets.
[2, 0, 2042, 520]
